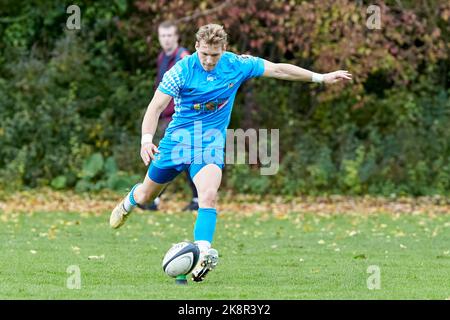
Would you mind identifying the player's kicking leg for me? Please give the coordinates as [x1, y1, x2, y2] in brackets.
[190, 163, 222, 282]
[109, 173, 166, 229]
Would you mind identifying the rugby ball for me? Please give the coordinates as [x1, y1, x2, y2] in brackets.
[162, 241, 200, 277]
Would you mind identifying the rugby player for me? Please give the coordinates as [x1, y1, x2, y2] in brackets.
[110, 24, 352, 282]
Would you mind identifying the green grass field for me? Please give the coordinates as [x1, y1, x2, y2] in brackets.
[1, 206, 449, 299]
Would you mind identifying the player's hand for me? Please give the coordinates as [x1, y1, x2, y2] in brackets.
[323, 70, 352, 84]
[140, 142, 160, 166]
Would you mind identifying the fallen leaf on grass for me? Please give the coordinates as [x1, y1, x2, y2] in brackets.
[436, 251, 450, 259]
[88, 254, 105, 260]
[48, 226, 57, 240]
[253, 231, 263, 238]
[431, 228, 439, 237]
[72, 246, 80, 254]
[394, 231, 406, 237]
[348, 230, 359, 237]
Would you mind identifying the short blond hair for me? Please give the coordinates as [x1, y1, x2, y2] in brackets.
[195, 24, 228, 46]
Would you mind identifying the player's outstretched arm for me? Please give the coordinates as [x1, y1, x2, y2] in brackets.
[262, 59, 352, 84]
[140, 90, 172, 166]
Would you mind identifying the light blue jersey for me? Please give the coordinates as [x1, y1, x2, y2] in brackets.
[157, 51, 265, 149]
[149, 51, 265, 183]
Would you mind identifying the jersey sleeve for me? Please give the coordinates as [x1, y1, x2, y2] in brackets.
[237, 54, 265, 81]
[157, 62, 186, 98]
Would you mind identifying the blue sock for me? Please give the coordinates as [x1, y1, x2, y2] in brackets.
[123, 183, 141, 212]
[193, 208, 217, 243]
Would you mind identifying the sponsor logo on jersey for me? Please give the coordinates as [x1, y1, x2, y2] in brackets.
[191, 98, 229, 112]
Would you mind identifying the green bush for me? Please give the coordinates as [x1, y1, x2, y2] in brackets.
[74, 153, 141, 192]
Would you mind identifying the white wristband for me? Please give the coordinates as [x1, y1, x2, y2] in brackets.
[141, 133, 153, 145]
[312, 73, 324, 83]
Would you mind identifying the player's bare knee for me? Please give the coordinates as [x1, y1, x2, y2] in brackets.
[198, 188, 218, 207]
